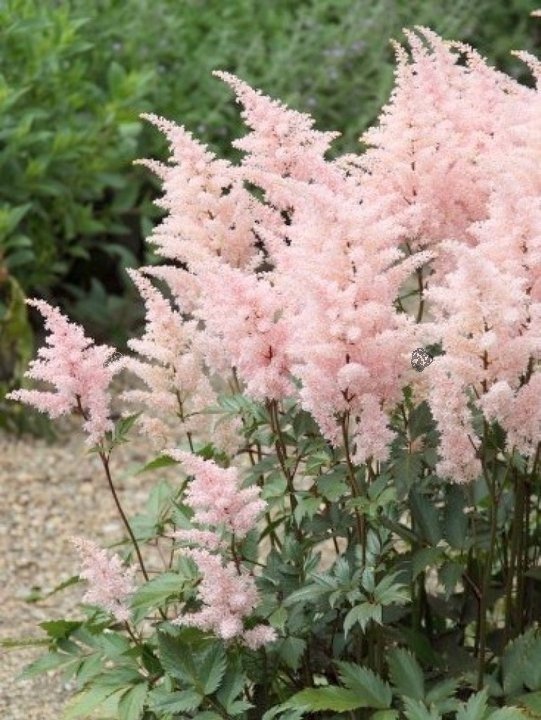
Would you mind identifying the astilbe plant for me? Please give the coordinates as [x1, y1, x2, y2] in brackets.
[4, 13, 541, 720]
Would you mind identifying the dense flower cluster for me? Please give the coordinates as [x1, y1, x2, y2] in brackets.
[6, 300, 123, 445]
[70, 536, 137, 623]
[165, 452, 275, 649]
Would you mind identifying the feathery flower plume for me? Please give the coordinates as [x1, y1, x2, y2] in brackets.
[7, 300, 123, 445]
[166, 450, 267, 539]
[121, 269, 241, 452]
[172, 547, 277, 649]
[70, 536, 137, 623]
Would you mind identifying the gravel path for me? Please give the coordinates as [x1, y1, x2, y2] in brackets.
[0, 406, 180, 720]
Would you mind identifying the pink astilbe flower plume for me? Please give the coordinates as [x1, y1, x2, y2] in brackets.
[171, 547, 277, 649]
[165, 452, 275, 648]
[7, 300, 123, 445]
[214, 70, 342, 190]
[121, 269, 241, 453]
[166, 450, 267, 539]
[70, 536, 137, 623]
[137, 113, 264, 272]
[194, 261, 293, 401]
[360, 27, 524, 281]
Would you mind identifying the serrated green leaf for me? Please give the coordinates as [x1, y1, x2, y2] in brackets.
[334, 662, 393, 709]
[425, 678, 459, 705]
[95, 631, 131, 659]
[61, 685, 121, 719]
[19, 651, 78, 680]
[317, 469, 349, 502]
[282, 583, 329, 607]
[403, 697, 442, 720]
[118, 683, 148, 720]
[344, 602, 382, 637]
[372, 711, 400, 720]
[75, 653, 104, 684]
[456, 689, 488, 720]
[200, 643, 227, 695]
[130, 572, 183, 612]
[39, 619, 82, 640]
[439, 561, 464, 599]
[148, 687, 203, 713]
[502, 630, 541, 695]
[278, 637, 307, 671]
[387, 648, 425, 701]
[283, 686, 364, 712]
[216, 659, 251, 715]
[394, 452, 423, 495]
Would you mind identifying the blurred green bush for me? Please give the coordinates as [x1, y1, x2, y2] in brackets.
[1, 0, 539, 433]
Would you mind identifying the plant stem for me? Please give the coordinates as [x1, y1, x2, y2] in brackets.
[98, 450, 149, 582]
[476, 423, 500, 691]
[340, 413, 366, 565]
[267, 399, 303, 544]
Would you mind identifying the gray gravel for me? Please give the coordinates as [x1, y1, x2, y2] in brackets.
[0, 405, 180, 720]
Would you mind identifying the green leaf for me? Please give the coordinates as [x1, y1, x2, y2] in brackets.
[74, 653, 104, 685]
[157, 630, 208, 690]
[200, 643, 227, 695]
[456, 689, 488, 720]
[19, 651, 78, 680]
[39, 619, 82, 640]
[282, 583, 329, 607]
[148, 687, 203, 713]
[317, 468, 349, 501]
[118, 683, 148, 720]
[61, 685, 122, 719]
[393, 452, 423, 495]
[502, 630, 541, 695]
[344, 602, 382, 637]
[408, 401, 433, 439]
[403, 697, 442, 720]
[412, 548, 444, 581]
[277, 637, 307, 671]
[425, 679, 459, 706]
[517, 690, 541, 716]
[372, 712, 400, 720]
[130, 572, 183, 612]
[282, 686, 365, 712]
[387, 648, 425, 701]
[439, 561, 464, 599]
[134, 454, 179, 474]
[444, 486, 468, 549]
[95, 632, 132, 659]
[92, 666, 142, 688]
[334, 662, 393, 709]
[488, 708, 527, 720]
[216, 658, 252, 715]
[409, 489, 442, 546]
